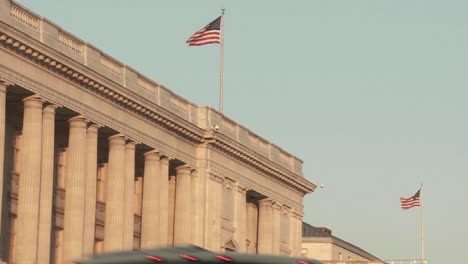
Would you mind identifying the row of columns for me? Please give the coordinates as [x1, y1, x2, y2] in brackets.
[0, 88, 305, 264]
[6, 93, 200, 264]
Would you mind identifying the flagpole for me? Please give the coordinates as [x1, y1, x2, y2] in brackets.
[420, 183, 425, 264]
[219, 8, 225, 114]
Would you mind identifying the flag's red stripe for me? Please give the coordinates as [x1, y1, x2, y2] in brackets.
[187, 32, 220, 41]
[187, 34, 221, 42]
[187, 36, 221, 43]
[188, 41, 221, 47]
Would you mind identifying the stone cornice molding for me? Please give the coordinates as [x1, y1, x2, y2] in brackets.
[208, 136, 314, 195]
[0, 30, 205, 144]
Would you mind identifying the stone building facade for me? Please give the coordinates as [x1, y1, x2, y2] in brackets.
[0, 1, 316, 264]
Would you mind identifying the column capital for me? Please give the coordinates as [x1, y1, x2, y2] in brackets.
[108, 133, 126, 140]
[175, 164, 193, 175]
[272, 202, 282, 211]
[87, 123, 100, 134]
[43, 104, 59, 114]
[281, 206, 291, 216]
[223, 178, 235, 190]
[246, 201, 258, 209]
[144, 149, 161, 160]
[235, 182, 248, 194]
[160, 156, 170, 165]
[209, 174, 223, 183]
[292, 210, 304, 220]
[23, 95, 45, 108]
[68, 115, 88, 128]
[125, 141, 137, 150]
[258, 198, 274, 208]
[0, 78, 13, 91]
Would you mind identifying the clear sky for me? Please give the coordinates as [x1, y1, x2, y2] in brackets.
[14, 1, 468, 263]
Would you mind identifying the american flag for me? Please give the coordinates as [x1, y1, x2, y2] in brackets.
[400, 189, 421, 210]
[186, 16, 221, 46]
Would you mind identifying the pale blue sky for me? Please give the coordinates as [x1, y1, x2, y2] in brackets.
[15, 1, 468, 263]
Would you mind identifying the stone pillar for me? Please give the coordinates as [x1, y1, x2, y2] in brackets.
[292, 211, 303, 257]
[173, 164, 193, 245]
[246, 202, 258, 253]
[190, 170, 203, 247]
[288, 209, 296, 256]
[83, 124, 99, 256]
[15, 95, 44, 264]
[0, 83, 6, 260]
[271, 203, 282, 255]
[205, 175, 222, 251]
[123, 141, 136, 250]
[158, 157, 169, 246]
[140, 150, 161, 248]
[134, 176, 143, 215]
[63, 115, 88, 263]
[57, 148, 67, 189]
[257, 198, 273, 254]
[97, 163, 108, 202]
[55, 230, 63, 264]
[37, 104, 57, 264]
[234, 184, 247, 252]
[104, 134, 126, 252]
[167, 175, 176, 246]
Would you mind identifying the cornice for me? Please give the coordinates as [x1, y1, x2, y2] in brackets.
[209, 137, 314, 195]
[0, 30, 205, 144]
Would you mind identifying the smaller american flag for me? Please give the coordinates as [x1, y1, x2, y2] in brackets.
[400, 189, 421, 210]
[186, 16, 221, 47]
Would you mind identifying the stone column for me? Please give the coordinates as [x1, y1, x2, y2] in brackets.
[205, 175, 222, 251]
[63, 115, 88, 263]
[271, 203, 282, 254]
[190, 170, 203, 247]
[55, 230, 63, 264]
[83, 124, 99, 256]
[123, 141, 136, 250]
[257, 198, 273, 254]
[57, 148, 67, 189]
[234, 184, 247, 252]
[158, 157, 169, 246]
[292, 211, 303, 257]
[288, 209, 296, 256]
[167, 175, 176, 246]
[134, 177, 143, 215]
[97, 163, 108, 202]
[246, 202, 258, 253]
[140, 150, 161, 248]
[15, 95, 43, 264]
[37, 104, 58, 264]
[173, 164, 193, 245]
[0, 83, 6, 259]
[104, 134, 126, 252]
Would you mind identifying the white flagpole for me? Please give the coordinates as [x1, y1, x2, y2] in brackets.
[420, 183, 425, 264]
[219, 9, 225, 114]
